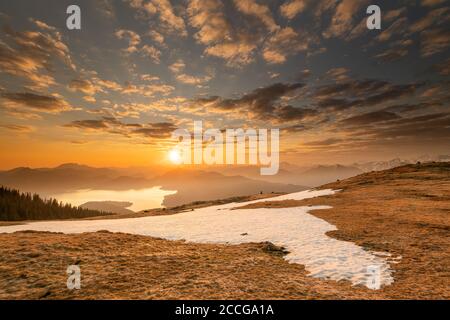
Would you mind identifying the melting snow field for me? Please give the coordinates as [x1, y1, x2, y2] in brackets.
[0, 189, 395, 289]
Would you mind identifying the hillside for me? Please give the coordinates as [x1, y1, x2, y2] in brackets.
[0, 162, 448, 299]
[0, 164, 153, 195]
[152, 169, 306, 207]
[294, 164, 362, 186]
[0, 186, 112, 221]
[80, 201, 135, 215]
[208, 163, 363, 187]
[235, 162, 450, 299]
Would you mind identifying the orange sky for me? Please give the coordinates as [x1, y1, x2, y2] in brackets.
[0, 0, 449, 170]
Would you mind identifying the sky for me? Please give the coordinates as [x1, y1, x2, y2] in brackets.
[0, 0, 449, 169]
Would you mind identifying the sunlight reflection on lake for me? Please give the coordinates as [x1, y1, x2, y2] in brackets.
[51, 187, 177, 212]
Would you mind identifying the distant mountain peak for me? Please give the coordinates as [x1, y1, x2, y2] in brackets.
[56, 163, 91, 169]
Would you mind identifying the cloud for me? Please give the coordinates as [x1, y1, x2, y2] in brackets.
[114, 29, 163, 62]
[120, 83, 174, 97]
[83, 96, 96, 103]
[325, 67, 350, 81]
[280, 0, 309, 20]
[96, 78, 123, 91]
[115, 29, 164, 64]
[234, 0, 279, 32]
[434, 58, 450, 76]
[69, 79, 102, 95]
[188, 0, 319, 67]
[297, 69, 312, 80]
[140, 74, 160, 81]
[188, 0, 232, 45]
[132, 122, 178, 138]
[188, 0, 258, 67]
[0, 124, 34, 132]
[141, 44, 161, 63]
[303, 138, 343, 147]
[68, 74, 173, 99]
[420, 28, 449, 57]
[384, 7, 407, 21]
[382, 102, 442, 114]
[115, 29, 141, 53]
[312, 78, 421, 112]
[204, 34, 258, 67]
[364, 113, 450, 140]
[70, 140, 89, 144]
[0, 24, 75, 89]
[175, 73, 213, 85]
[268, 72, 280, 79]
[190, 82, 315, 122]
[421, 0, 446, 7]
[341, 111, 401, 126]
[96, 0, 116, 18]
[1, 92, 74, 114]
[409, 7, 449, 33]
[346, 17, 369, 41]
[169, 59, 186, 73]
[149, 0, 186, 35]
[29, 18, 56, 32]
[375, 47, 409, 62]
[126, 0, 187, 36]
[65, 119, 109, 130]
[147, 30, 165, 46]
[109, 98, 186, 118]
[263, 27, 317, 64]
[65, 116, 177, 139]
[349, 6, 407, 41]
[323, 0, 369, 39]
[376, 17, 408, 42]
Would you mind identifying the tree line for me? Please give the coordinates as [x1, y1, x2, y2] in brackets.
[0, 186, 112, 221]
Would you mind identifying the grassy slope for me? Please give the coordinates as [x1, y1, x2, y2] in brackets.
[237, 162, 450, 299]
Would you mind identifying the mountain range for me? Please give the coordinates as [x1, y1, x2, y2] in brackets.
[1, 155, 448, 209]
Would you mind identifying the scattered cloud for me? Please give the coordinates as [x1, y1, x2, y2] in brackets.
[280, 0, 309, 20]
[341, 111, 401, 126]
[147, 30, 165, 46]
[420, 28, 449, 57]
[115, 29, 141, 53]
[65, 116, 177, 140]
[126, 0, 187, 36]
[140, 74, 160, 82]
[325, 67, 350, 81]
[190, 82, 316, 123]
[313, 79, 420, 111]
[175, 73, 213, 85]
[0, 24, 75, 89]
[69, 79, 102, 95]
[188, 0, 258, 67]
[1, 92, 74, 114]
[263, 27, 316, 64]
[234, 0, 279, 32]
[323, 0, 369, 39]
[169, 59, 186, 73]
[141, 44, 161, 63]
[0, 124, 34, 132]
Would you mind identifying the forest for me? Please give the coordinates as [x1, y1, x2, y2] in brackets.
[0, 186, 112, 221]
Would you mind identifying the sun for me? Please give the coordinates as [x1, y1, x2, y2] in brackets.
[168, 149, 182, 165]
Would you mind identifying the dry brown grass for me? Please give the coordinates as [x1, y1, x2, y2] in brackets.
[0, 231, 390, 300]
[236, 162, 450, 299]
[0, 162, 448, 299]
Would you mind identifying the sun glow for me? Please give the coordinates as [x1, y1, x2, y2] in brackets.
[168, 149, 182, 165]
